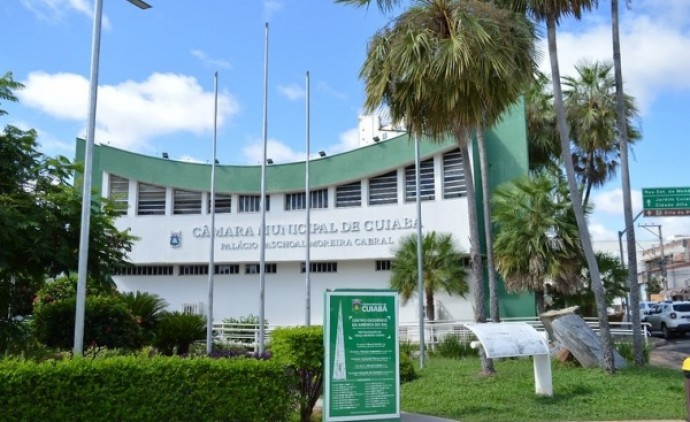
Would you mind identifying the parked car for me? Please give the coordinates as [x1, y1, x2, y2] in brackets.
[645, 301, 690, 339]
[639, 301, 658, 322]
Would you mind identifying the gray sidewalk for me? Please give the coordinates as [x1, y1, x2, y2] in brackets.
[401, 412, 457, 421]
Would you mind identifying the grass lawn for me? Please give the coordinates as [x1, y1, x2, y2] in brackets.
[400, 357, 686, 422]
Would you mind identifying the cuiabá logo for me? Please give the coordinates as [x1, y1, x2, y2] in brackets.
[352, 299, 362, 312]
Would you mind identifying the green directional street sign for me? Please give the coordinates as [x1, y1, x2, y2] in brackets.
[642, 187, 690, 217]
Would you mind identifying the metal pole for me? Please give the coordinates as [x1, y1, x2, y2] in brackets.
[414, 133, 425, 369]
[206, 71, 219, 354]
[74, 0, 104, 356]
[659, 225, 668, 298]
[258, 23, 269, 354]
[305, 71, 311, 326]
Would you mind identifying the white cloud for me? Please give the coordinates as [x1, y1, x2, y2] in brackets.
[177, 155, 204, 163]
[242, 138, 305, 164]
[591, 188, 643, 216]
[190, 49, 232, 70]
[20, 0, 91, 21]
[263, 0, 283, 21]
[316, 81, 347, 101]
[18, 71, 240, 151]
[277, 83, 305, 101]
[542, 3, 690, 114]
[329, 127, 360, 154]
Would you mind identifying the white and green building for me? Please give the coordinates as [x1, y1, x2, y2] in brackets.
[75, 105, 535, 325]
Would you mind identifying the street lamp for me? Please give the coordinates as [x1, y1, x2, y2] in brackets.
[74, 0, 151, 356]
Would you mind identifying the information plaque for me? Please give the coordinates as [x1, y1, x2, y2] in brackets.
[323, 289, 400, 422]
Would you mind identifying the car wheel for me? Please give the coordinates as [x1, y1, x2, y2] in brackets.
[662, 324, 672, 340]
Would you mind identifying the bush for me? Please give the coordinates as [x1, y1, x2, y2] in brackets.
[269, 326, 323, 422]
[0, 356, 292, 421]
[399, 351, 417, 383]
[33, 274, 116, 311]
[615, 341, 653, 364]
[431, 334, 477, 359]
[33, 296, 141, 351]
[154, 311, 206, 356]
[120, 291, 167, 345]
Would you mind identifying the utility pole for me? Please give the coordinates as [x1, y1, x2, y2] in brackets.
[639, 223, 667, 299]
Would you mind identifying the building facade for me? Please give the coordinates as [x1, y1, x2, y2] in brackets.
[76, 106, 534, 326]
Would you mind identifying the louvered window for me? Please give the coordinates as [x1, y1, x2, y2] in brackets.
[137, 183, 166, 215]
[336, 181, 361, 208]
[208, 193, 232, 214]
[174, 189, 202, 214]
[443, 149, 467, 198]
[239, 195, 270, 213]
[405, 158, 435, 202]
[109, 175, 129, 215]
[368, 171, 398, 206]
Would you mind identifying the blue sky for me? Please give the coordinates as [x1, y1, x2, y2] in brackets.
[1, 0, 689, 254]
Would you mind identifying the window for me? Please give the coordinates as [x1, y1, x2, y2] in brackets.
[109, 174, 129, 215]
[215, 264, 239, 274]
[285, 192, 306, 211]
[179, 265, 208, 275]
[285, 189, 328, 211]
[239, 195, 270, 213]
[300, 262, 338, 273]
[310, 189, 329, 209]
[174, 189, 202, 215]
[336, 181, 361, 208]
[443, 149, 467, 198]
[137, 183, 166, 215]
[405, 158, 435, 202]
[375, 260, 392, 271]
[181, 302, 202, 315]
[368, 171, 398, 206]
[112, 265, 173, 276]
[245, 263, 277, 274]
[209, 193, 232, 214]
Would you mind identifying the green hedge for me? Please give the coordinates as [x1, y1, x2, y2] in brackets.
[0, 356, 292, 422]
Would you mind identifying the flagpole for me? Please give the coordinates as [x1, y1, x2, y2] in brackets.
[414, 133, 425, 369]
[305, 70, 311, 326]
[258, 22, 269, 354]
[206, 71, 219, 355]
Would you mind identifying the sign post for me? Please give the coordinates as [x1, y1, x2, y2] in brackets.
[642, 187, 690, 217]
[323, 289, 400, 422]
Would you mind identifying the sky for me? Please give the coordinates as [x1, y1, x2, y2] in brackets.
[1, 0, 689, 258]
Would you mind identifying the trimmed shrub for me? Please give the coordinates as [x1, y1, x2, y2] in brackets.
[33, 296, 141, 351]
[269, 325, 323, 422]
[431, 334, 477, 359]
[0, 356, 292, 421]
[154, 311, 206, 356]
[399, 351, 417, 382]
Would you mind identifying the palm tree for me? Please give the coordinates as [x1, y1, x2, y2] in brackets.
[495, 0, 617, 373]
[563, 60, 640, 208]
[611, 0, 644, 366]
[526, 71, 560, 172]
[492, 171, 583, 314]
[120, 290, 168, 344]
[339, 0, 537, 374]
[548, 252, 628, 317]
[391, 232, 470, 320]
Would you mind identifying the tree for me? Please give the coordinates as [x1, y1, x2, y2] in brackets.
[492, 171, 583, 314]
[496, 0, 617, 373]
[611, 0, 644, 366]
[340, 0, 536, 375]
[390, 232, 469, 320]
[0, 72, 135, 353]
[548, 252, 629, 317]
[563, 60, 640, 207]
[526, 71, 560, 172]
[0, 71, 22, 116]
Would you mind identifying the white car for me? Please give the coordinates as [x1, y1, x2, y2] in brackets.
[639, 301, 658, 322]
[645, 301, 690, 339]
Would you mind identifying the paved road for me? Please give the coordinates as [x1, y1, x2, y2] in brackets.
[649, 334, 690, 370]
